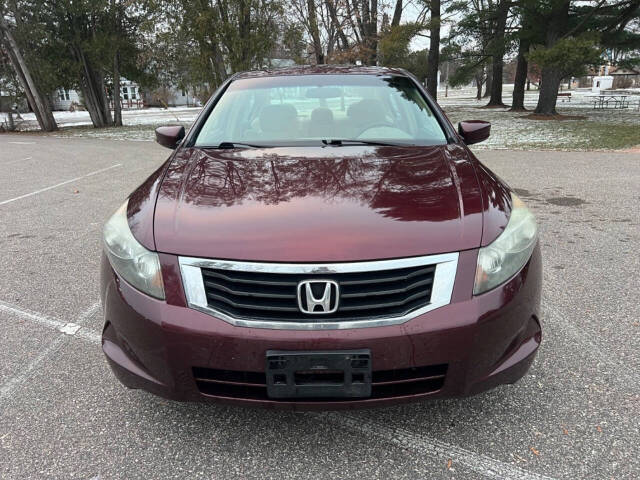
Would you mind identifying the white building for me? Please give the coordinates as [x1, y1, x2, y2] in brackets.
[51, 78, 143, 111]
[52, 88, 81, 110]
[171, 88, 200, 107]
[591, 76, 613, 93]
[119, 79, 143, 109]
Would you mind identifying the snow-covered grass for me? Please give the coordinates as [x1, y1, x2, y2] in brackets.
[1, 106, 200, 130]
[2, 90, 639, 150]
[441, 89, 640, 151]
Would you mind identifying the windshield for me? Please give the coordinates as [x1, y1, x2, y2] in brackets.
[194, 74, 447, 147]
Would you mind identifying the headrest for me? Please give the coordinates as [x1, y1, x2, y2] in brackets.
[310, 108, 334, 125]
[347, 99, 386, 122]
[259, 104, 298, 133]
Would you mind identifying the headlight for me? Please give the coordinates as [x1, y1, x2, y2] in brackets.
[474, 193, 537, 294]
[103, 200, 165, 299]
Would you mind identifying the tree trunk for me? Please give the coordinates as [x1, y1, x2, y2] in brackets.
[483, 64, 492, 98]
[75, 46, 113, 128]
[98, 71, 113, 125]
[369, 0, 378, 65]
[0, 19, 57, 131]
[487, 0, 510, 106]
[326, 0, 349, 49]
[7, 110, 15, 131]
[532, 0, 570, 116]
[113, 50, 122, 126]
[307, 0, 324, 64]
[391, 0, 403, 26]
[210, 43, 228, 86]
[475, 73, 484, 100]
[238, 0, 251, 68]
[534, 68, 563, 115]
[510, 37, 529, 111]
[425, 0, 440, 99]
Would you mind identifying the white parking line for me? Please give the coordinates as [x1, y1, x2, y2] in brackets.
[0, 300, 101, 343]
[0, 335, 67, 401]
[0, 300, 102, 404]
[0, 156, 33, 166]
[316, 412, 557, 480]
[0, 300, 69, 331]
[0, 163, 122, 206]
[77, 301, 102, 324]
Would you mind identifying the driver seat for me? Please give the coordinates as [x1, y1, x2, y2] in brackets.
[346, 99, 387, 136]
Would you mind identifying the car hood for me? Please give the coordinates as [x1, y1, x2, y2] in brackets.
[152, 145, 485, 262]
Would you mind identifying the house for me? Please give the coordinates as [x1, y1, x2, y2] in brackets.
[609, 67, 640, 88]
[119, 79, 143, 109]
[52, 88, 81, 110]
[51, 78, 143, 111]
[142, 86, 201, 108]
[578, 65, 640, 89]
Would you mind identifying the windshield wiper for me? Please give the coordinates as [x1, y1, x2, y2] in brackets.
[321, 139, 412, 147]
[211, 142, 268, 149]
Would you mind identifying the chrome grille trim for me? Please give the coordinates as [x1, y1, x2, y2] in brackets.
[179, 253, 459, 330]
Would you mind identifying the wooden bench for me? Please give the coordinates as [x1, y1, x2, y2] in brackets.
[558, 92, 572, 102]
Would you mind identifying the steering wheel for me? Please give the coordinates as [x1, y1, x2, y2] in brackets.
[355, 122, 395, 138]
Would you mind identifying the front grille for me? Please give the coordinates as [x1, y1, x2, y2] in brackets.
[200, 263, 436, 322]
[193, 364, 447, 401]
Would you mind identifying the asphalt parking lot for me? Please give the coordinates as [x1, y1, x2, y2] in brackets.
[1, 134, 639, 479]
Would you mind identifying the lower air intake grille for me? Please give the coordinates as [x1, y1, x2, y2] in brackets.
[193, 364, 448, 401]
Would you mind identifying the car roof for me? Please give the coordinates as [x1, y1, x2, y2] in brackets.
[233, 65, 409, 80]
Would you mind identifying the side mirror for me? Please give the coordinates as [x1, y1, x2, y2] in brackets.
[155, 125, 185, 149]
[458, 120, 491, 145]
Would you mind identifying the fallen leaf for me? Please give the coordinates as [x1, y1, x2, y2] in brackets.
[596, 426, 603, 433]
[530, 446, 540, 456]
[632, 322, 639, 327]
[447, 459, 452, 470]
[562, 426, 569, 435]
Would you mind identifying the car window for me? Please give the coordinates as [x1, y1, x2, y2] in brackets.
[195, 74, 447, 147]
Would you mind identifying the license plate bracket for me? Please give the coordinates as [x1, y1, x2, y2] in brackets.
[266, 349, 372, 399]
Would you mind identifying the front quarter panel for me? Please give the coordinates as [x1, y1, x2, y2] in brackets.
[126, 158, 174, 251]
[472, 158, 512, 246]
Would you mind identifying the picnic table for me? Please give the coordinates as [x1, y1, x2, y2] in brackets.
[589, 94, 630, 109]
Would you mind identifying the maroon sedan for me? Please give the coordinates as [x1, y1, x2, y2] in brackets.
[101, 66, 541, 409]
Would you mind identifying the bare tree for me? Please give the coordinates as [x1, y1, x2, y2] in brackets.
[307, 0, 325, 63]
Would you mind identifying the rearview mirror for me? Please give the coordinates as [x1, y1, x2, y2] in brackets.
[305, 87, 343, 99]
[155, 125, 185, 149]
[458, 120, 491, 145]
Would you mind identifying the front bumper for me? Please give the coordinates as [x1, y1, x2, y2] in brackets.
[100, 247, 542, 410]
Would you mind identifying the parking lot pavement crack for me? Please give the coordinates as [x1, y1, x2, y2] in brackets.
[312, 412, 558, 480]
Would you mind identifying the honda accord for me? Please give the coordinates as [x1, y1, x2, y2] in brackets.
[101, 66, 541, 409]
